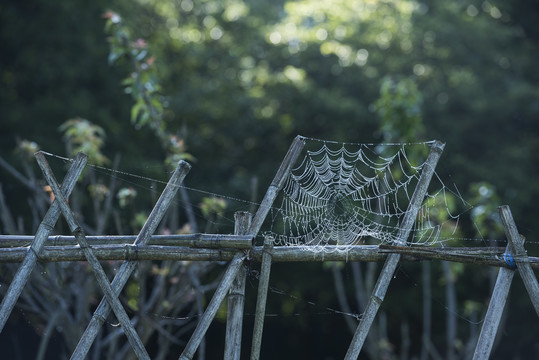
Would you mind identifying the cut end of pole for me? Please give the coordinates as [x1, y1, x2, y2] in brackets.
[431, 140, 445, 153]
[498, 205, 510, 214]
[176, 160, 192, 172]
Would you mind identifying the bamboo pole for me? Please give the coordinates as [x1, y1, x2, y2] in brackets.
[0, 152, 87, 333]
[377, 245, 526, 269]
[345, 141, 445, 360]
[0, 245, 537, 268]
[250, 236, 274, 360]
[246, 135, 302, 360]
[472, 238, 518, 359]
[225, 267, 247, 359]
[71, 160, 191, 360]
[498, 205, 539, 316]
[35, 151, 150, 360]
[248, 135, 305, 238]
[179, 136, 305, 360]
[224, 212, 252, 360]
[0, 234, 253, 249]
[179, 252, 246, 360]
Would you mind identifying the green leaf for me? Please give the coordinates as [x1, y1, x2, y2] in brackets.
[108, 48, 124, 64]
[130, 100, 144, 124]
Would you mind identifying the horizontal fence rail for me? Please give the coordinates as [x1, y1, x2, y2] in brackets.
[0, 242, 537, 268]
[0, 234, 253, 249]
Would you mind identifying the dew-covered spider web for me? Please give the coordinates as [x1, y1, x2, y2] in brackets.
[264, 138, 468, 252]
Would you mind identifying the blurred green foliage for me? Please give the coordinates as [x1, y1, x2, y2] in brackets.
[375, 77, 424, 143]
[59, 117, 109, 165]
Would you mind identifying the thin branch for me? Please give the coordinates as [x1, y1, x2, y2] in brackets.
[36, 310, 61, 360]
[332, 264, 357, 334]
[0, 184, 18, 234]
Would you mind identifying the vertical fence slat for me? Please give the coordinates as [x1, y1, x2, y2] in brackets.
[35, 152, 150, 360]
[71, 160, 191, 360]
[345, 141, 445, 360]
[250, 236, 274, 360]
[179, 252, 246, 360]
[225, 267, 247, 360]
[499, 205, 539, 317]
[0, 152, 87, 333]
[246, 136, 303, 359]
[224, 212, 252, 360]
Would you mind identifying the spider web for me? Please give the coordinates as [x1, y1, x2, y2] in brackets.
[264, 139, 464, 252]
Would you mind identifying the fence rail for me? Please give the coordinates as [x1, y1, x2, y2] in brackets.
[0, 241, 537, 269]
[0, 234, 254, 249]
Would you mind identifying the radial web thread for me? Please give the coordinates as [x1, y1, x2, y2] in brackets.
[264, 139, 466, 252]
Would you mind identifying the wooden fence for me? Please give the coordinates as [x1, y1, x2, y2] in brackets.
[0, 136, 538, 359]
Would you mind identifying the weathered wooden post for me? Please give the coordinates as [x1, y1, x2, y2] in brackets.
[0, 152, 87, 333]
[224, 211, 252, 360]
[35, 152, 150, 360]
[246, 136, 304, 359]
[179, 253, 246, 360]
[345, 141, 445, 360]
[250, 236, 274, 360]
[71, 159, 191, 359]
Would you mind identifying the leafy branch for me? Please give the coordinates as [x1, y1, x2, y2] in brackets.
[103, 10, 194, 166]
